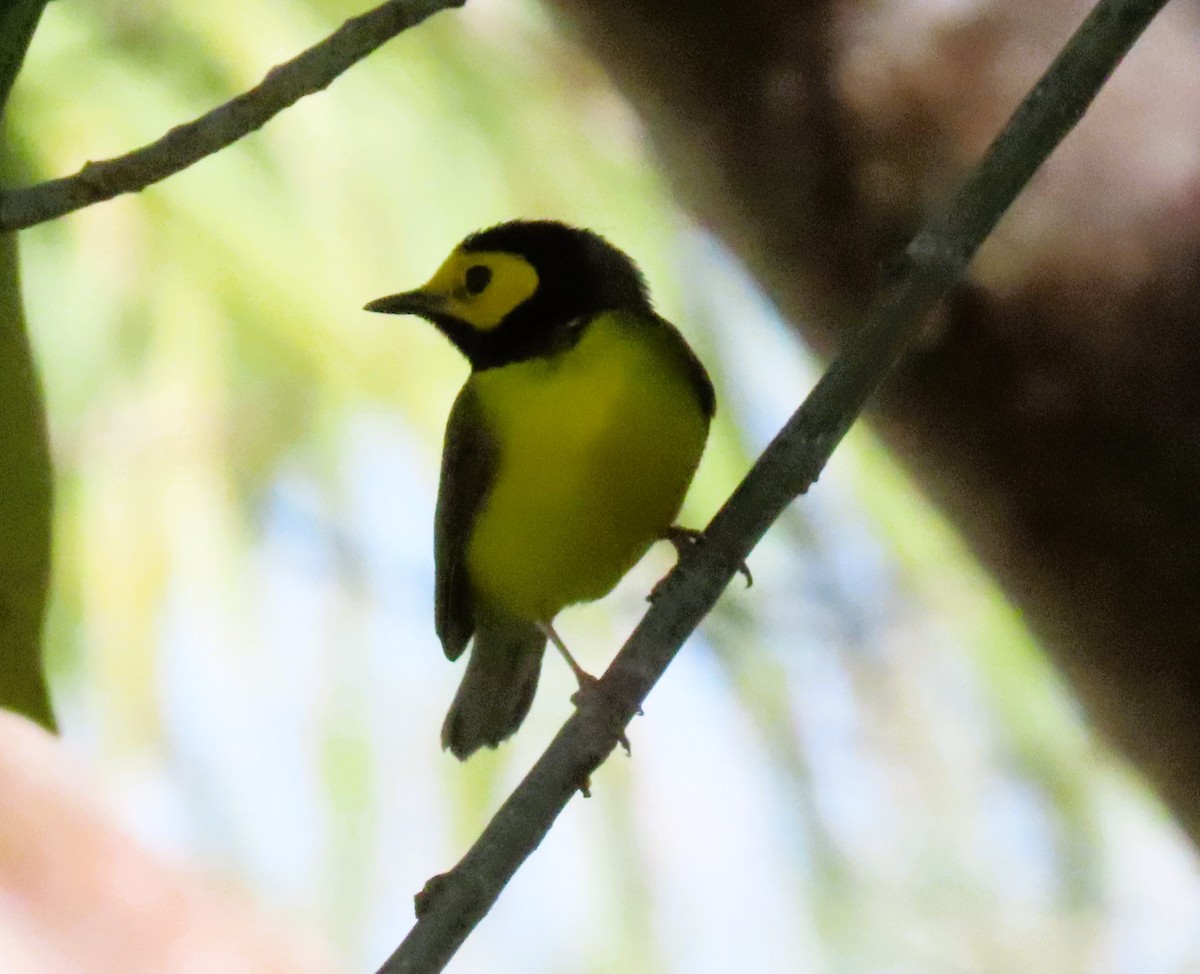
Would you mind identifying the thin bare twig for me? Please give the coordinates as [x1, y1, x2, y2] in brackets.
[0, 0, 463, 231]
[374, 0, 1171, 971]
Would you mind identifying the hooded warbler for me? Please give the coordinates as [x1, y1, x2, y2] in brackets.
[366, 221, 714, 759]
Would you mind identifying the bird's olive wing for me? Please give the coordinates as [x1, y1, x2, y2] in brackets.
[434, 382, 497, 661]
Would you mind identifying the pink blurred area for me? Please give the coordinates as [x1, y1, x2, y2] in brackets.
[0, 712, 345, 974]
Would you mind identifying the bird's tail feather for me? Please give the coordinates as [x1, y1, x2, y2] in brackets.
[441, 621, 546, 760]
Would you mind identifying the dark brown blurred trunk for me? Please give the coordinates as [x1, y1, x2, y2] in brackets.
[545, 0, 1200, 841]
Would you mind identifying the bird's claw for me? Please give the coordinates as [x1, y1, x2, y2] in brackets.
[571, 673, 632, 757]
[654, 526, 753, 595]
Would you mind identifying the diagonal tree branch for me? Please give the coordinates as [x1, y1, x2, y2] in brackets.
[0, 0, 464, 232]
[374, 0, 1170, 971]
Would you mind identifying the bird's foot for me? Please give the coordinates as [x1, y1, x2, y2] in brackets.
[537, 621, 633, 761]
[647, 526, 753, 602]
[569, 671, 632, 758]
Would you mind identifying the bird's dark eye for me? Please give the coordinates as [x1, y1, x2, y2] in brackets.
[463, 264, 492, 296]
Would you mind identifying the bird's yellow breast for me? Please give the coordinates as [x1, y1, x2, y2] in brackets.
[465, 311, 710, 622]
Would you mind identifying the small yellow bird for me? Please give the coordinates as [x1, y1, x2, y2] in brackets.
[366, 221, 713, 759]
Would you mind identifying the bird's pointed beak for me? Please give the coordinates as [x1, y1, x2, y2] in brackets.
[363, 288, 445, 317]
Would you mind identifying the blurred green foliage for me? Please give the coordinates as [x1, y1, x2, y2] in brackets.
[6, 1, 1200, 972]
[0, 0, 54, 730]
[0, 224, 54, 729]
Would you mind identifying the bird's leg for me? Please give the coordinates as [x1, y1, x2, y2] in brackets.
[536, 620, 631, 758]
[537, 619, 594, 688]
[648, 526, 753, 603]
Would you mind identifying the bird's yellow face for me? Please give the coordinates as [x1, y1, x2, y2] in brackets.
[385, 247, 540, 333]
[420, 248, 540, 332]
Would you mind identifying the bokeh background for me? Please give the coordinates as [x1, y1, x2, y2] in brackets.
[10, 0, 1200, 970]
